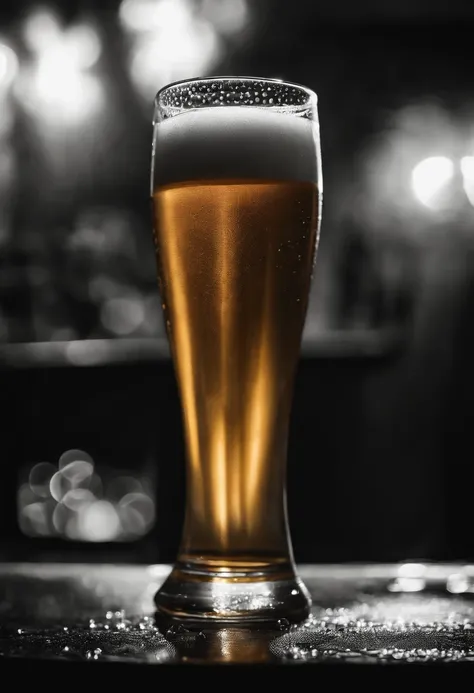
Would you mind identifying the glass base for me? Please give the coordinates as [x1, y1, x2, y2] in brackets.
[154, 564, 312, 627]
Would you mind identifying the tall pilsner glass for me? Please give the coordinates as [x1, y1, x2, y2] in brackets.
[151, 77, 322, 625]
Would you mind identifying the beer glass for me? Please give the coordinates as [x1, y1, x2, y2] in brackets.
[151, 77, 322, 624]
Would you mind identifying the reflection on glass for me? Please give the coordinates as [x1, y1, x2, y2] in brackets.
[168, 627, 275, 664]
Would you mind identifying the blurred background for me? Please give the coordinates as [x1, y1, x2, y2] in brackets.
[1, 0, 474, 566]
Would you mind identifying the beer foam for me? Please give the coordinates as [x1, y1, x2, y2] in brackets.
[153, 107, 320, 188]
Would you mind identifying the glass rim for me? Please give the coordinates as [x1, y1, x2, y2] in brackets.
[154, 76, 318, 106]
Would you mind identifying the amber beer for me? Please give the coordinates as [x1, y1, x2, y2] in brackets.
[152, 83, 321, 623]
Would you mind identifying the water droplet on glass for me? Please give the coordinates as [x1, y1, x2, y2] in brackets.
[138, 616, 156, 631]
[166, 623, 189, 637]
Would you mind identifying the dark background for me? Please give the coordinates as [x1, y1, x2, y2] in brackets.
[1, 0, 474, 565]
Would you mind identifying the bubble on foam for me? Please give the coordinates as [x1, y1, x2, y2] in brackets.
[152, 107, 320, 188]
[157, 78, 312, 116]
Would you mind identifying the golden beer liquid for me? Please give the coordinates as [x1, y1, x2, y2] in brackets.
[152, 179, 319, 575]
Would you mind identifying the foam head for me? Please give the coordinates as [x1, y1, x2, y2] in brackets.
[152, 107, 320, 189]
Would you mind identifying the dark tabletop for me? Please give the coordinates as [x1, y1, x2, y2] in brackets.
[1, 562, 474, 680]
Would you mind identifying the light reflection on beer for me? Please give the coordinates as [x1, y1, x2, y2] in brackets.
[215, 197, 231, 545]
[159, 195, 205, 522]
[244, 249, 274, 532]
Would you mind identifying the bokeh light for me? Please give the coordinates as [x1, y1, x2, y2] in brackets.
[124, 0, 220, 101]
[58, 448, 94, 470]
[461, 155, 474, 207]
[0, 40, 18, 195]
[201, 0, 248, 35]
[29, 462, 57, 498]
[107, 475, 143, 500]
[359, 102, 464, 236]
[119, 0, 177, 32]
[411, 156, 454, 209]
[119, 0, 249, 103]
[76, 500, 122, 542]
[100, 295, 146, 335]
[18, 449, 155, 542]
[0, 41, 19, 92]
[65, 340, 114, 366]
[17, 8, 103, 126]
[62, 488, 95, 511]
[19, 502, 50, 537]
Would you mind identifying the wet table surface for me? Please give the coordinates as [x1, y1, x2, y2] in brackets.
[1, 562, 474, 679]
